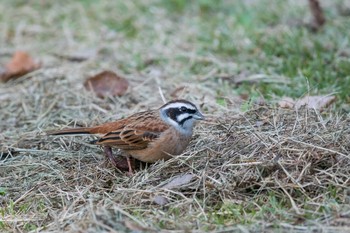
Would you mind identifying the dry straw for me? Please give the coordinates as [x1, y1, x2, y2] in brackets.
[1, 73, 349, 231]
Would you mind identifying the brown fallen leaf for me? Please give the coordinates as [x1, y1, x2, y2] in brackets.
[279, 95, 336, 110]
[84, 71, 128, 98]
[0, 51, 41, 82]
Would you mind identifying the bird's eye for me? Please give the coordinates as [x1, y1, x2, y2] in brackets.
[180, 106, 187, 112]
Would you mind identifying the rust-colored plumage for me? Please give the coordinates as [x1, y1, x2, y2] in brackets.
[48, 100, 205, 174]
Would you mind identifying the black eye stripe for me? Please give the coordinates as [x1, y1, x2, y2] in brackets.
[179, 116, 193, 125]
[166, 107, 196, 122]
[186, 109, 196, 114]
[179, 107, 196, 113]
[167, 108, 178, 120]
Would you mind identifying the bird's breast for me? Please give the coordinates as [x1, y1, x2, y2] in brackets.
[126, 129, 192, 163]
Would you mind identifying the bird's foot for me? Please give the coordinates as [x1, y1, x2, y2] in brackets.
[103, 146, 135, 173]
[103, 146, 129, 171]
[126, 156, 134, 176]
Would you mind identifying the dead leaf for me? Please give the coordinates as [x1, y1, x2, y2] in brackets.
[153, 174, 194, 206]
[279, 95, 336, 110]
[296, 95, 336, 109]
[278, 97, 295, 108]
[153, 195, 169, 206]
[84, 71, 128, 98]
[161, 173, 194, 189]
[0, 51, 41, 82]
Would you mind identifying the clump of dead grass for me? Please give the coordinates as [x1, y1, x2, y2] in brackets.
[1, 97, 349, 232]
[1, 0, 350, 232]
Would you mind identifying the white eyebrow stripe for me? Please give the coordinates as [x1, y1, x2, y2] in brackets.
[162, 103, 196, 111]
[176, 113, 191, 122]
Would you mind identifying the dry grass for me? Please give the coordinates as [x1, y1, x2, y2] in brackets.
[1, 0, 350, 232]
[1, 75, 349, 232]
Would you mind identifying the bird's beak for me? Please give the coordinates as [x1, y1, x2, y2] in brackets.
[193, 111, 205, 120]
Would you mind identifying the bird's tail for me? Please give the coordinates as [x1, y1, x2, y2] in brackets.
[47, 127, 92, 136]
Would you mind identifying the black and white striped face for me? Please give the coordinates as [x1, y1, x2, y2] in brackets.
[159, 100, 205, 135]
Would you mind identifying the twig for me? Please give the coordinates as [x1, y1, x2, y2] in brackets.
[158, 86, 166, 103]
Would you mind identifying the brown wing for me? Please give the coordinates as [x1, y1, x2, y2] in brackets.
[95, 129, 160, 150]
[95, 110, 169, 150]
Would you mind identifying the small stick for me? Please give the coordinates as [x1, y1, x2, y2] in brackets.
[158, 86, 167, 103]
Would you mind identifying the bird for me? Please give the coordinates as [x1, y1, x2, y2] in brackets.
[48, 99, 205, 174]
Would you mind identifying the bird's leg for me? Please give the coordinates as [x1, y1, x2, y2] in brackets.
[103, 146, 117, 166]
[103, 146, 129, 171]
[126, 156, 134, 176]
